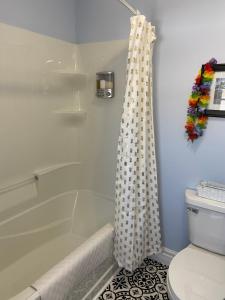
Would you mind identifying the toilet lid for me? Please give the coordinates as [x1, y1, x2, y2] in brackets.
[168, 244, 225, 300]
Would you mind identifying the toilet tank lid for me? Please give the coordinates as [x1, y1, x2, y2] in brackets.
[185, 189, 225, 214]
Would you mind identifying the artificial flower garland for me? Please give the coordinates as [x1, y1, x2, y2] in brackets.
[185, 58, 217, 142]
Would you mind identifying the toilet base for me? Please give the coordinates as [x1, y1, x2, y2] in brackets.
[166, 274, 179, 300]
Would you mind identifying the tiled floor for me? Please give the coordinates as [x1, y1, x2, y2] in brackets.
[98, 258, 169, 300]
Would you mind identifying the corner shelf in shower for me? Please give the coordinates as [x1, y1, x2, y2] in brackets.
[53, 70, 87, 80]
[53, 108, 87, 118]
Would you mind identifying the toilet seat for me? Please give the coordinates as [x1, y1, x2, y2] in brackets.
[167, 244, 225, 300]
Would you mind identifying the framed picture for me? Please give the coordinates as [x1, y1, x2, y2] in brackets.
[205, 64, 225, 118]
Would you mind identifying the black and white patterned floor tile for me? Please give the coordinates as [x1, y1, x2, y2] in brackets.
[98, 258, 169, 300]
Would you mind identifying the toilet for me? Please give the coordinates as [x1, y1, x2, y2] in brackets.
[167, 189, 225, 300]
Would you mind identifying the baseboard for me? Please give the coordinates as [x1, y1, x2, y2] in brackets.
[151, 247, 177, 266]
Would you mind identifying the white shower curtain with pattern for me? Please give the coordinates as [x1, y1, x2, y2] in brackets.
[114, 15, 161, 272]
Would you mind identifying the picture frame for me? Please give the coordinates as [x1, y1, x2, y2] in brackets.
[205, 64, 225, 118]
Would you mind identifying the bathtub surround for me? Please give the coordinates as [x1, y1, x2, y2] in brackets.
[0, 22, 80, 188]
[0, 21, 125, 299]
[0, 22, 127, 220]
[114, 15, 161, 271]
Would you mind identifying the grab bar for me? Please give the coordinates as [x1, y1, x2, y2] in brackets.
[0, 175, 38, 196]
[0, 162, 80, 196]
[34, 162, 81, 177]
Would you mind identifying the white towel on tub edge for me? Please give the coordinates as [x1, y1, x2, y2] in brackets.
[31, 223, 114, 300]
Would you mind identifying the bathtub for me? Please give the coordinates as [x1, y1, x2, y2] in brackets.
[0, 188, 115, 300]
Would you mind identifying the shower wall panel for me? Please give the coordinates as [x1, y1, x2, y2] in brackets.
[0, 22, 79, 190]
[77, 40, 128, 198]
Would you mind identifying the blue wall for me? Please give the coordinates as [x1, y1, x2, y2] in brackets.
[0, 0, 77, 42]
[76, 0, 121, 43]
[76, 0, 155, 44]
[76, 0, 225, 251]
[155, 0, 225, 250]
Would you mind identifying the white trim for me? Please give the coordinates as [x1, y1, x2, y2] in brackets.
[151, 247, 177, 266]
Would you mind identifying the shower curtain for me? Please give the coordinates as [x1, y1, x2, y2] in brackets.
[114, 15, 161, 272]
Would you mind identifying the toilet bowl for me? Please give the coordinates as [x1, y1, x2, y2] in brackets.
[167, 244, 225, 300]
[167, 189, 225, 300]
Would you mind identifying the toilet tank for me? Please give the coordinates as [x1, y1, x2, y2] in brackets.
[185, 189, 225, 255]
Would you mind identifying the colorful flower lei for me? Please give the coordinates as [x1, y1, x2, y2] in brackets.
[185, 58, 217, 142]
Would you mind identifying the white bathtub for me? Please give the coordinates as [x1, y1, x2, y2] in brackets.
[0, 189, 114, 300]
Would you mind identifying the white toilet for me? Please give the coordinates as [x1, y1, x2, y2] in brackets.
[167, 189, 225, 300]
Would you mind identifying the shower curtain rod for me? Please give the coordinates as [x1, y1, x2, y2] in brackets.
[119, 0, 140, 15]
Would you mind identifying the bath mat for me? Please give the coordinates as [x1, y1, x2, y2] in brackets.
[97, 258, 169, 300]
